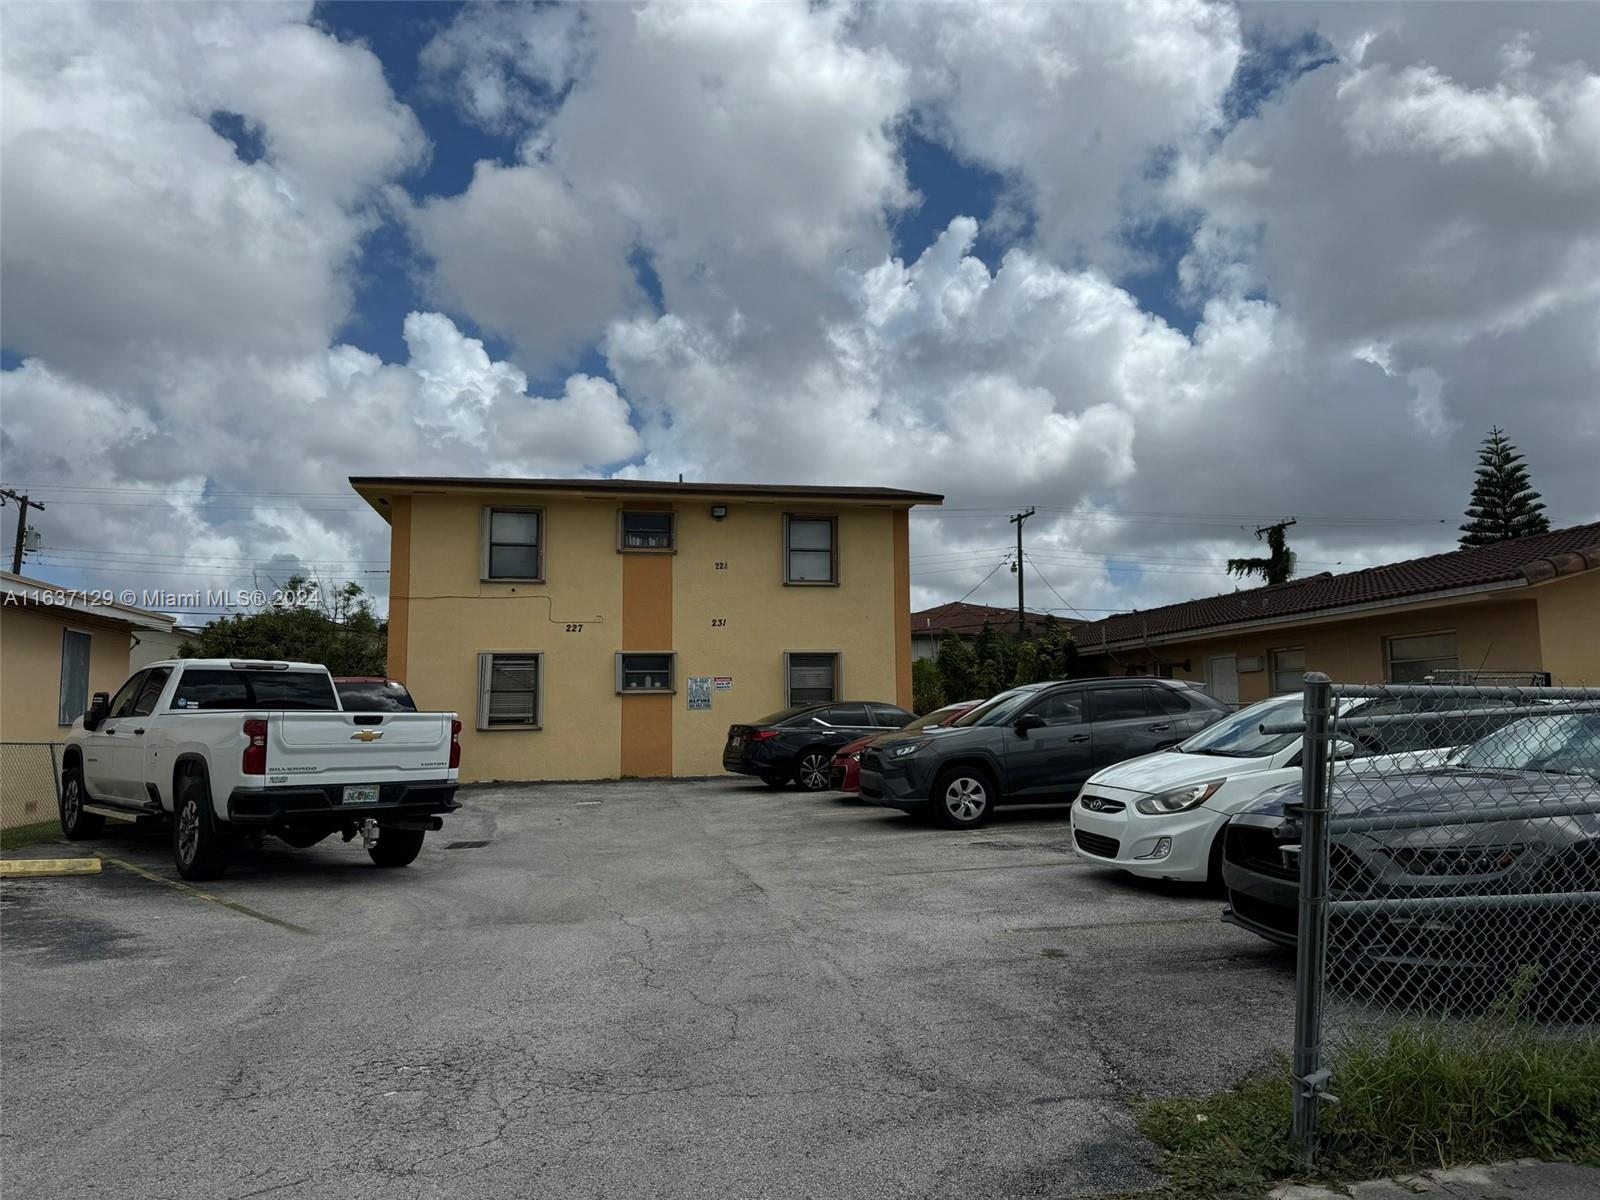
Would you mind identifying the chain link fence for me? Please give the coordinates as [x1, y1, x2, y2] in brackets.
[1, 742, 63, 831]
[1240, 677, 1600, 1161]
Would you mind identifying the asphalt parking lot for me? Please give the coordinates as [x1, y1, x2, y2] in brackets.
[2, 779, 1297, 1199]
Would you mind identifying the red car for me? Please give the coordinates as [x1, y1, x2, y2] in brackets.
[828, 700, 983, 792]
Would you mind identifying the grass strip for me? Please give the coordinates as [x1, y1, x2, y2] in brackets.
[0, 820, 65, 852]
[1129, 1020, 1600, 1199]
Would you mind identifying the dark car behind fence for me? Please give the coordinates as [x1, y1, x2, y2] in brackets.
[1238, 677, 1600, 1164]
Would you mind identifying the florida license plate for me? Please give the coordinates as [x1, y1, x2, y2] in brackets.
[342, 784, 380, 805]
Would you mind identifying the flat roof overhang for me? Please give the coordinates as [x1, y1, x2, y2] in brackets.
[350, 475, 944, 520]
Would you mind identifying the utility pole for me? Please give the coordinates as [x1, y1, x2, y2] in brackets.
[1, 489, 46, 575]
[1009, 507, 1035, 637]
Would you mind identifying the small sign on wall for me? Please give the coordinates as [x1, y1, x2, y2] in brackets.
[713, 676, 733, 691]
[687, 676, 713, 710]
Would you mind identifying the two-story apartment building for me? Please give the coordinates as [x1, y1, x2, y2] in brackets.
[351, 477, 942, 784]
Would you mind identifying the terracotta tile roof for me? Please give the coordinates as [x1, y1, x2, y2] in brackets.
[1074, 523, 1600, 650]
[911, 601, 1074, 636]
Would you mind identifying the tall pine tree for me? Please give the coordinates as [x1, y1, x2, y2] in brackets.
[1228, 519, 1297, 586]
[1459, 427, 1550, 547]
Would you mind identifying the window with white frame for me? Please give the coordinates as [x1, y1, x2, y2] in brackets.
[1385, 632, 1459, 683]
[619, 511, 674, 552]
[482, 508, 542, 581]
[477, 653, 541, 728]
[784, 516, 836, 584]
[1271, 648, 1307, 694]
[616, 653, 675, 693]
[58, 629, 92, 726]
[786, 652, 839, 705]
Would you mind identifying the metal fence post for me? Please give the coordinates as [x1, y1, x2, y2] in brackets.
[1291, 672, 1335, 1164]
[49, 743, 61, 803]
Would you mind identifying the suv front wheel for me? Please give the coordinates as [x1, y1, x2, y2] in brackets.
[931, 766, 995, 829]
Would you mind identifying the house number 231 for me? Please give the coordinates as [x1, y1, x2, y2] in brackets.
[710, 618, 727, 627]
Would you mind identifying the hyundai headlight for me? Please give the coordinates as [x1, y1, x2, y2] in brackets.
[1135, 779, 1225, 815]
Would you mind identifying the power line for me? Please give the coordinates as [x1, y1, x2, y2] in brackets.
[949, 557, 1011, 605]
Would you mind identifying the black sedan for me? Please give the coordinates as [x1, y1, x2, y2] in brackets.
[1222, 712, 1600, 1008]
[724, 701, 915, 790]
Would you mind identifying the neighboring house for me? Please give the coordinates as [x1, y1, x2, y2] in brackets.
[130, 622, 204, 670]
[350, 476, 942, 784]
[1071, 524, 1600, 705]
[909, 602, 1068, 661]
[0, 572, 174, 828]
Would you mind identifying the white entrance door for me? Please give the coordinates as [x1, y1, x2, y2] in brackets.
[1206, 655, 1240, 707]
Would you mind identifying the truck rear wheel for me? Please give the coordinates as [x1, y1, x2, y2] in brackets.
[368, 827, 425, 868]
[174, 771, 230, 881]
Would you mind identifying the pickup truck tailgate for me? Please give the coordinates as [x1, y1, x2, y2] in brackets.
[268, 713, 453, 785]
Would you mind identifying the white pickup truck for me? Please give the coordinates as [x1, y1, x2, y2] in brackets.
[60, 659, 461, 880]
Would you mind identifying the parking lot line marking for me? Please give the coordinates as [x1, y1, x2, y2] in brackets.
[880, 860, 1073, 876]
[0, 858, 102, 878]
[95, 854, 315, 935]
[1002, 916, 1217, 934]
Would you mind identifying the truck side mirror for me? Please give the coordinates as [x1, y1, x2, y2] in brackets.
[1014, 713, 1045, 736]
[84, 692, 111, 730]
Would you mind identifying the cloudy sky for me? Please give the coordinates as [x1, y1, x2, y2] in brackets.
[2, 1, 1597, 623]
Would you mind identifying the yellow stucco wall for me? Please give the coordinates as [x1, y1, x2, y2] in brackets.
[1081, 591, 1553, 704]
[1, 605, 135, 742]
[1, 605, 137, 828]
[391, 490, 910, 783]
[1535, 571, 1600, 686]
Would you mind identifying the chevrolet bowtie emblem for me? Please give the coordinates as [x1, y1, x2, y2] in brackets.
[351, 730, 384, 742]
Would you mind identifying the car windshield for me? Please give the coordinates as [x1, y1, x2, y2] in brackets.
[953, 688, 1039, 728]
[1453, 713, 1600, 777]
[336, 682, 417, 712]
[1180, 693, 1303, 758]
[905, 703, 969, 732]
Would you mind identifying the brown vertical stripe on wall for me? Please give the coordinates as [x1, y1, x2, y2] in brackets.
[621, 550, 673, 777]
[893, 507, 912, 710]
[387, 495, 411, 682]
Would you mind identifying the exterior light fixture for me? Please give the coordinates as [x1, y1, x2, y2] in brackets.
[710, 505, 728, 520]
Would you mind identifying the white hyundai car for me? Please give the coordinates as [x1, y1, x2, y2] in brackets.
[1069, 690, 1512, 885]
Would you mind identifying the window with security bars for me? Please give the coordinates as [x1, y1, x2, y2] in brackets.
[786, 652, 838, 705]
[477, 653, 540, 728]
[619, 511, 674, 551]
[784, 516, 836, 584]
[58, 629, 92, 725]
[616, 653, 674, 693]
[1271, 647, 1306, 694]
[1384, 631, 1458, 683]
[482, 508, 542, 580]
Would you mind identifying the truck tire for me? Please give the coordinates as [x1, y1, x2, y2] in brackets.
[369, 827, 425, 868]
[59, 762, 105, 840]
[174, 771, 230, 881]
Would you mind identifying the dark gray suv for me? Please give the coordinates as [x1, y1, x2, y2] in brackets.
[859, 678, 1229, 829]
